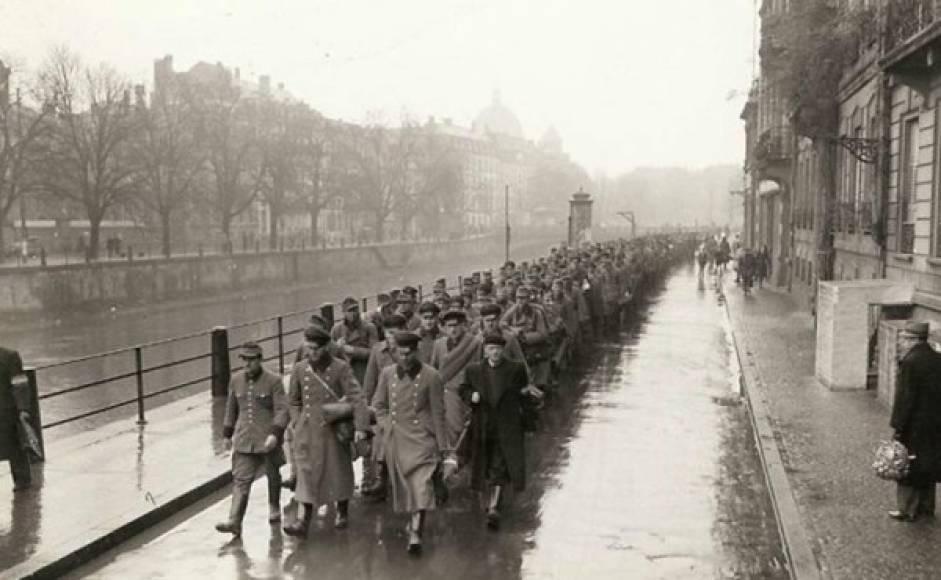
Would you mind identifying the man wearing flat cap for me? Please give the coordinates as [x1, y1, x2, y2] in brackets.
[216, 342, 289, 536]
[890, 321, 941, 521]
[372, 331, 453, 553]
[461, 331, 534, 530]
[331, 296, 379, 386]
[417, 302, 442, 364]
[283, 326, 369, 537]
[431, 310, 483, 447]
[396, 289, 422, 331]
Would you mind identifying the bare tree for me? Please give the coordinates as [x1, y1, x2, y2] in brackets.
[131, 81, 204, 257]
[342, 122, 414, 243]
[0, 62, 52, 259]
[36, 47, 140, 260]
[407, 131, 464, 240]
[295, 115, 342, 246]
[187, 76, 264, 251]
[257, 100, 311, 249]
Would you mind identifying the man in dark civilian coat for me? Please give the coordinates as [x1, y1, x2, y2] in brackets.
[890, 321, 941, 521]
[460, 332, 534, 529]
[0, 347, 31, 491]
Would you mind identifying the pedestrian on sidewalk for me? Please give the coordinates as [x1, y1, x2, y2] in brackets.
[889, 321, 941, 521]
[283, 326, 370, 538]
[371, 331, 453, 554]
[216, 342, 289, 537]
[460, 332, 533, 530]
[0, 347, 31, 491]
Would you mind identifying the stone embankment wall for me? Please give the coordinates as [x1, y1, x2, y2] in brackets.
[0, 234, 557, 315]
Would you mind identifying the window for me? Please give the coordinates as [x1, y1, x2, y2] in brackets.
[899, 117, 918, 253]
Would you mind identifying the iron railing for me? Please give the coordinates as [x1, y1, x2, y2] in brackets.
[33, 279, 456, 432]
[886, 0, 940, 53]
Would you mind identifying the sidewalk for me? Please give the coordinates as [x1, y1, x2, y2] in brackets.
[0, 392, 231, 580]
[724, 280, 941, 579]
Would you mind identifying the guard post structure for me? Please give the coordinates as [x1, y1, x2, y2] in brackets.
[210, 326, 231, 398]
[568, 187, 594, 247]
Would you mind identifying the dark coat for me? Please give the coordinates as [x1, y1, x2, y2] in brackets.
[460, 358, 529, 491]
[0, 348, 27, 461]
[891, 342, 941, 484]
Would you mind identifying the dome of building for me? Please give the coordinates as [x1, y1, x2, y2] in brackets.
[472, 91, 523, 139]
[538, 125, 563, 154]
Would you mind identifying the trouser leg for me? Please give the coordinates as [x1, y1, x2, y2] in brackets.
[217, 452, 258, 534]
[265, 452, 283, 521]
[918, 483, 936, 516]
[897, 482, 920, 518]
[10, 446, 32, 490]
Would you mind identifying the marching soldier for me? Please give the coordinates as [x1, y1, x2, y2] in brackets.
[372, 331, 454, 553]
[417, 302, 442, 364]
[216, 342, 289, 536]
[283, 327, 370, 537]
[501, 285, 551, 393]
[331, 296, 379, 385]
[431, 310, 483, 449]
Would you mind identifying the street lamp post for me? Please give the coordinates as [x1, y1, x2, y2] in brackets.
[504, 184, 510, 263]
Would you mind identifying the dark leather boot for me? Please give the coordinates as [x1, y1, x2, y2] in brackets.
[267, 465, 282, 523]
[486, 486, 502, 530]
[283, 502, 312, 537]
[407, 510, 425, 554]
[216, 487, 249, 536]
[334, 500, 349, 529]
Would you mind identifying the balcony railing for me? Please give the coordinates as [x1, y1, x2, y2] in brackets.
[755, 127, 792, 162]
[886, 0, 940, 54]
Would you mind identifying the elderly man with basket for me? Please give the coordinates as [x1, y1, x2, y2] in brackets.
[283, 326, 370, 538]
[888, 321, 941, 521]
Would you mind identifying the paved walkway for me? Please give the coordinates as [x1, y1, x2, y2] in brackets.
[724, 278, 941, 579]
[63, 267, 786, 580]
[0, 392, 231, 580]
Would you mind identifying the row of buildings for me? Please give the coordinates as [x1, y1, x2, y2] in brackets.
[741, 0, 941, 394]
[2, 53, 587, 255]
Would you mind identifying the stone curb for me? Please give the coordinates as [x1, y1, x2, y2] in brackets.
[723, 299, 825, 580]
[5, 471, 231, 580]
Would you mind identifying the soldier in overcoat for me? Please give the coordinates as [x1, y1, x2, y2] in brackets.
[0, 347, 31, 490]
[372, 331, 454, 553]
[283, 326, 370, 537]
[216, 342, 289, 536]
[461, 332, 533, 529]
[890, 321, 941, 521]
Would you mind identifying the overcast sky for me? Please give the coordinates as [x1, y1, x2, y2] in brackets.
[2, 0, 757, 175]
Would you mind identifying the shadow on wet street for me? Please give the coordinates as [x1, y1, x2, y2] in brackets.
[66, 266, 788, 580]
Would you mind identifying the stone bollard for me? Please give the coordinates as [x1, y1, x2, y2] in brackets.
[320, 303, 335, 329]
[17, 367, 44, 462]
[210, 326, 231, 398]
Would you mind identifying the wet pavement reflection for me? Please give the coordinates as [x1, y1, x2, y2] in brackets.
[65, 266, 787, 580]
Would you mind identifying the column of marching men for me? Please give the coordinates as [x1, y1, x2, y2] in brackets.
[215, 235, 688, 554]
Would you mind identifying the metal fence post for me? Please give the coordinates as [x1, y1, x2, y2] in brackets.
[277, 316, 285, 375]
[23, 367, 44, 462]
[361, 297, 368, 312]
[134, 347, 147, 425]
[211, 326, 231, 398]
[418, 284, 423, 301]
[320, 303, 335, 329]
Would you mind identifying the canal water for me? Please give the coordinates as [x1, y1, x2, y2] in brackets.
[69, 265, 788, 579]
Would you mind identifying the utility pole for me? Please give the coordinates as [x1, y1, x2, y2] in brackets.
[504, 184, 510, 263]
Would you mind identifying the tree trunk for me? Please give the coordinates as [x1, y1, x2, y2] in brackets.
[160, 211, 172, 258]
[0, 219, 6, 263]
[309, 206, 320, 246]
[221, 214, 233, 254]
[269, 201, 279, 250]
[374, 212, 385, 243]
[88, 214, 102, 261]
